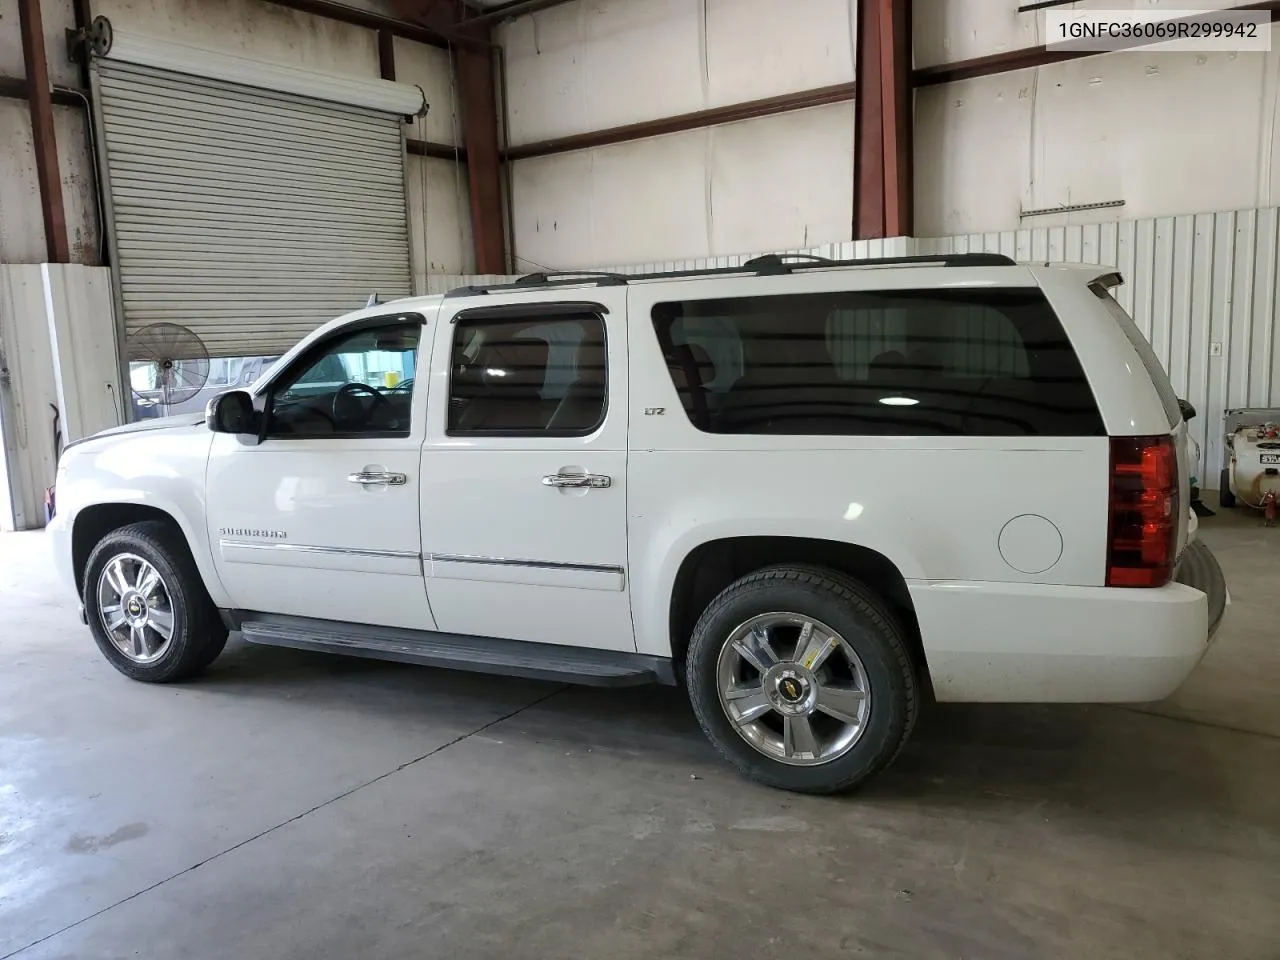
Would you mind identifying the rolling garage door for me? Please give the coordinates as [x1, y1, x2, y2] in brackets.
[89, 30, 425, 358]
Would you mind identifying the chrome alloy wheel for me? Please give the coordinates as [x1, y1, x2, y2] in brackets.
[96, 553, 175, 664]
[715, 612, 871, 766]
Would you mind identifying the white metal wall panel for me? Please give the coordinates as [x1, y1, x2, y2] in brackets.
[92, 59, 412, 358]
[602, 236, 915, 275]
[0, 100, 101, 265]
[42, 264, 125, 442]
[0, 267, 60, 530]
[496, 0, 853, 145]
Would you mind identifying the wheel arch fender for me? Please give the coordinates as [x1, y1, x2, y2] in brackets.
[632, 517, 926, 662]
[71, 495, 230, 607]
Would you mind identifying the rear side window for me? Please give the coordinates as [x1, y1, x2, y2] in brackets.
[447, 312, 607, 436]
[1091, 282, 1181, 429]
[652, 289, 1104, 436]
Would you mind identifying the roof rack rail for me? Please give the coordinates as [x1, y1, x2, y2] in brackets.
[741, 253, 839, 274]
[513, 270, 629, 287]
[741, 252, 1016, 273]
[443, 251, 1017, 297]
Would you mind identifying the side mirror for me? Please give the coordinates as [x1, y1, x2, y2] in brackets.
[1178, 398, 1196, 422]
[207, 390, 256, 435]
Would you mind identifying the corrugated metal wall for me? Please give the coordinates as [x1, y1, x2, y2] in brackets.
[0, 266, 60, 530]
[432, 207, 1280, 482]
[0, 265, 120, 530]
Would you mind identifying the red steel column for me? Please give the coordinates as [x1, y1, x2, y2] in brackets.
[455, 27, 507, 274]
[19, 0, 71, 262]
[853, 0, 913, 240]
[377, 28, 397, 80]
[387, 1, 508, 272]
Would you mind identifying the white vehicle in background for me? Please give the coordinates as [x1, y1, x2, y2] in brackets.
[48, 253, 1227, 794]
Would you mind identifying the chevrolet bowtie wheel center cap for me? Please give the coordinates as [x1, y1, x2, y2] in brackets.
[764, 666, 815, 715]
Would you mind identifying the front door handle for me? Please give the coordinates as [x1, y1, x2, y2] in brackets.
[348, 470, 408, 486]
[542, 472, 611, 489]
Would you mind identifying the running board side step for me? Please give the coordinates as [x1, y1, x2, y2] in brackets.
[232, 614, 676, 687]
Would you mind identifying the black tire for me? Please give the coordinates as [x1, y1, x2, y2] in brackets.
[685, 565, 918, 794]
[83, 520, 228, 682]
[1220, 468, 1236, 508]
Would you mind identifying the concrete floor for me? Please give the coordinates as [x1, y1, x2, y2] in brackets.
[1, 513, 1278, 960]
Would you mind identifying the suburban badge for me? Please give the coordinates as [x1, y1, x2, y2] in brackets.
[219, 527, 288, 539]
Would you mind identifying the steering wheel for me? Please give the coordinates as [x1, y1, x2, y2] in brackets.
[332, 382, 387, 428]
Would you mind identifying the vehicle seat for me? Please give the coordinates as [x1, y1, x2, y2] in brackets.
[868, 350, 909, 384]
[452, 337, 553, 432]
[712, 331, 842, 432]
[907, 344, 947, 378]
[546, 330, 607, 432]
[665, 342, 715, 429]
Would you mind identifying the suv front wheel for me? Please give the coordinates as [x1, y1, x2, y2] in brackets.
[686, 565, 918, 794]
[83, 521, 228, 682]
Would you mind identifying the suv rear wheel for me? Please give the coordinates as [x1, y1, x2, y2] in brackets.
[83, 521, 228, 682]
[686, 565, 917, 794]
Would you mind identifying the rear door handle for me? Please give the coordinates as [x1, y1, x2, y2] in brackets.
[542, 472, 611, 489]
[348, 471, 408, 486]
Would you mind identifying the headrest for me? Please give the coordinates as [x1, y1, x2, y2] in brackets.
[475, 337, 548, 390]
[572, 330, 608, 387]
[869, 350, 909, 382]
[908, 345, 946, 375]
[668, 342, 715, 389]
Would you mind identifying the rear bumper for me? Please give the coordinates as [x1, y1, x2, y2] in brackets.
[910, 544, 1227, 703]
[1175, 539, 1228, 639]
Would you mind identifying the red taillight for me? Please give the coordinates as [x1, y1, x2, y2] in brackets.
[1107, 435, 1179, 587]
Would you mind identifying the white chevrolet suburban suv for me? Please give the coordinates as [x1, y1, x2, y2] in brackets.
[48, 253, 1228, 794]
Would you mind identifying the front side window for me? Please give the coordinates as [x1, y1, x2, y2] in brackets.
[447, 312, 607, 436]
[653, 289, 1103, 437]
[266, 320, 420, 437]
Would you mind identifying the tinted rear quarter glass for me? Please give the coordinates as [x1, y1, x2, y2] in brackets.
[652, 288, 1104, 437]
